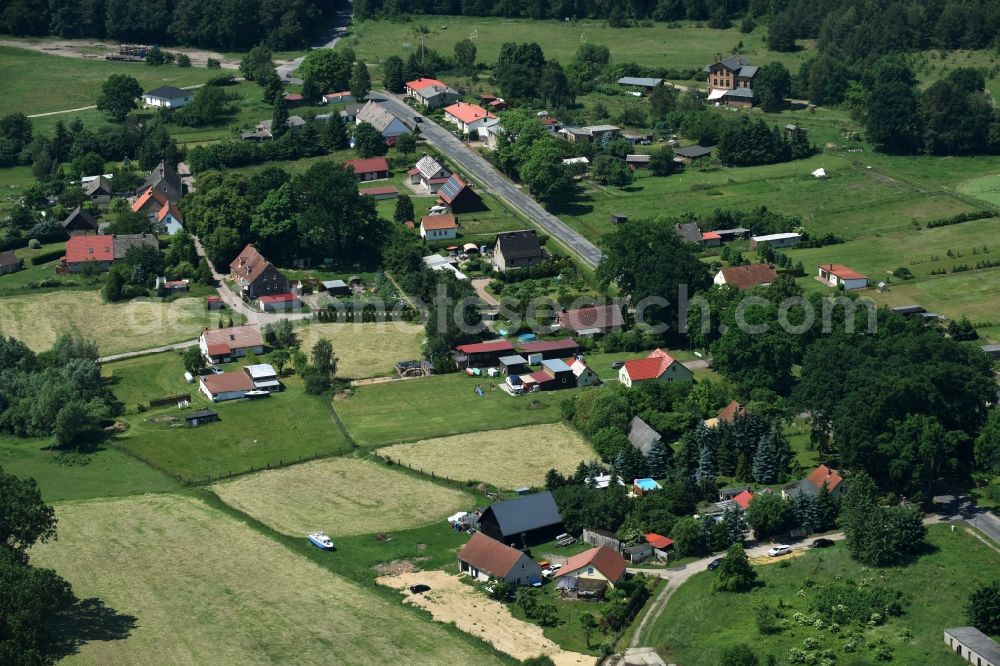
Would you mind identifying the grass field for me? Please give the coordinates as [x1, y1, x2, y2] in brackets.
[213, 455, 472, 536]
[335, 373, 573, 447]
[380, 423, 596, 489]
[340, 18, 816, 72]
[295, 321, 425, 378]
[30, 493, 506, 665]
[0, 242, 92, 293]
[0, 434, 180, 502]
[102, 351, 192, 408]
[645, 524, 999, 666]
[0, 45, 224, 117]
[957, 172, 1000, 208]
[117, 377, 351, 482]
[864, 269, 1000, 324]
[0, 290, 212, 356]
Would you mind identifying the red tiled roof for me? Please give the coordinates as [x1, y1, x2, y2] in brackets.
[558, 304, 623, 333]
[456, 340, 515, 354]
[156, 200, 183, 224]
[420, 214, 459, 231]
[820, 263, 867, 280]
[718, 400, 744, 424]
[444, 102, 495, 125]
[457, 532, 525, 577]
[345, 157, 389, 175]
[283, 93, 304, 101]
[64, 235, 114, 264]
[717, 264, 778, 290]
[517, 338, 579, 354]
[132, 187, 168, 213]
[407, 167, 421, 175]
[555, 545, 627, 583]
[406, 77, 448, 92]
[200, 325, 264, 354]
[622, 349, 680, 382]
[360, 186, 399, 196]
[806, 464, 844, 492]
[258, 293, 299, 304]
[645, 533, 673, 549]
[702, 231, 722, 240]
[200, 371, 254, 394]
[527, 370, 555, 383]
[229, 244, 274, 284]
[733, 490, 754, 510]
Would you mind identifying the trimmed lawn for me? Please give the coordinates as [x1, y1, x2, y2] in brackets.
[0, 45, 223, 117]
[30, 493, 506, 665]
[0, 434, 179, 502]
[117, 377, 351, 482]
[0, 290, 213, 356]
[0, 242, 90, 293]
[379, 423, 597, 489]
[645, 524, 1000, 666]
[295, 321, 425, 379]
[863, 269, 1000, 324]
[957, 172, 1000, 208]
[335, 373, 573, 447]
[212, 455, 472, 537]
[102, 351, 192, 409]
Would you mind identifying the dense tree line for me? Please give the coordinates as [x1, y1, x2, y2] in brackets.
[1, 0, 342, 51]
[717, 118, 815, 167]
[353, 0, 749, 23]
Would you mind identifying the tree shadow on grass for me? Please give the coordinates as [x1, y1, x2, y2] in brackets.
[43, 597, 138, 660]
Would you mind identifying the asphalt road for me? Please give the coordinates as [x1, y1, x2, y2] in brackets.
[276, 10, 352, 83]
[369, 92, 605, 269]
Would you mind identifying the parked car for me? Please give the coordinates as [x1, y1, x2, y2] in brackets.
[810, 538, 835, 548]
[540, 563, 562, 577]
[767, 545, 792, 557]
[209, 366, 224, 375]
[611, 360, 625, 369]
[409, 584, 431, 594]
[707, 557, 724, 570]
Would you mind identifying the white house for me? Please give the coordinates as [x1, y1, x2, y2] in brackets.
[818, 263, 869, 290]
[419, 214, 459, 241]
[458, 532, 542, 586]
[156, 202, 184, 235]
[477, 118, 504, 151]
[443, 102, 496, 135]
[355, 101, 410, 142]
[408, 154, 451, 193]
[405, 77, 460, 109]
[199, 325, 265, 365]
[619, 349, 694, 388]
[569, 358, 601, 387]
[142, 86, 193, 108]
[199, 371, 254, 402]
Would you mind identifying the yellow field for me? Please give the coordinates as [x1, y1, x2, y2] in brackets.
[212, 456, 471, 536]
[380, 423, 597, 489]
[0, 291, 210, 355]
[30, 494, 502, 665]
[295, 321, 425, 378]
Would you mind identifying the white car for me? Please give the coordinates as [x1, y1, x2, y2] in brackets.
[767, 545, 792, 557]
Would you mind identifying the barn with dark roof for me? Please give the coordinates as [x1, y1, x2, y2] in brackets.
[477, 491, 564, 548]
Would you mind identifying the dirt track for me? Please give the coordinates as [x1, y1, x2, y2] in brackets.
[378, 571, 596, 666]
[0, 37, 249, 69]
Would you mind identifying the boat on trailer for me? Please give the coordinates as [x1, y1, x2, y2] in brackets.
[307, 531, 335, 550]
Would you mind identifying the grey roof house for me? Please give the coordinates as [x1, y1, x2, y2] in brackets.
[492, 230, 547, 272]
[628, 416, 662, 457]
[477, 491, 564, 548]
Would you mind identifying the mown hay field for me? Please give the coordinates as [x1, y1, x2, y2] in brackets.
[212, 456, 472, 536]
[380, 423, 596, 489]
[30, 494, 504, 665]
[0, 291, 210, 356]
[295, 321, 425, 379]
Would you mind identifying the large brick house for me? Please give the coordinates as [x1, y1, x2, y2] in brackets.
[229, 244, 290, 301]
[705, 54, 758, 108]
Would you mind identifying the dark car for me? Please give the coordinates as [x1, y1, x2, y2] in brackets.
[707, 558, 724, 570]
[810, 538, 835, 548]
[611, 361, 625, 369]
[409, 584, 431, 594]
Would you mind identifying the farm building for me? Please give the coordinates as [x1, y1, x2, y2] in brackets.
[199, 371, 255, 402]
[142, 85, 192, 108]
[617, 76, 663, 91]
[674, 145, 712, 163]
[323, 91, 354, 104]
[627, 416, 662, 456]
[674, 222, 704, 245]
[83, 176, 113, 204]
[516, 338, 579, 361]
[498, 355, 529, 375]
[322, 279, 350, 296]
[818, 263, 869, 290]
[142, 160, 183, 203]
[345, 157, 390, 181]
[624, 542, 653, 563]
[557, 304, 624, 337]
[443, 102, 497, 135]
[619, 349, 693, 388]
[714, 264, 778, 290]
[457, 532, 542, 586]
[420, 214, 459, 240]
[645, 533, 674, 559]
[61, 205, 99, 236]
[555, 545, 627, 589]
[258, 293, 302, 311]
[944, 627, 1000, 666]
[559, 124, 620, 143]
[406, 77, 460, 109]
[455, 339, 516, 368]
[478, 491, 564, 548]
[229, 244, 290, 301]
[982, 343, 1000, 359]
[492, 230, 547, 272]
[438, 174, 485, 213]
[0, 250, 23, 275]
[567, 358, 600, 387]
[750, 232, 802, 249]
[60, 234, 158, 273]
[520, 358, 576, 392]
[408, 154, 451, 193]
[244, 364, 281, 392]
[625, 154, 651, 169]
[356, 101, 410, 142]
[199, 325, 265, 365]
[582, 528, 624, 552]
[185, 409, 219, 427]
[359, 186, 399, 200]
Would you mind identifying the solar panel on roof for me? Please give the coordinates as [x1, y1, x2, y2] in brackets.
[439, 176, 464, 202]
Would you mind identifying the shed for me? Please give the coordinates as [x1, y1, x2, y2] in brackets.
[322, 279, 350, 296]
[498, 354, 529, 374]
[944, 627, 1000, 666]
[611, 213, 628, 225]
[981, 343, 1000, 359]
[624, 542, 653, 563]
[185, 409, 219, 427]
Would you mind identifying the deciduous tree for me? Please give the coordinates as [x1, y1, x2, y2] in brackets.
[96, 74, 142, 122]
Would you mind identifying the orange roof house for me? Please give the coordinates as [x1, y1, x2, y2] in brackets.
[443, 102, 496, 134]
[619, 349, 694, 388]
[554, 545, 628, 587]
